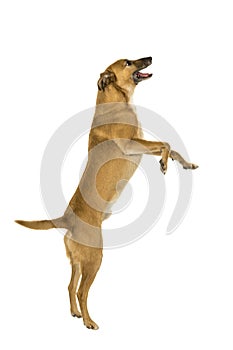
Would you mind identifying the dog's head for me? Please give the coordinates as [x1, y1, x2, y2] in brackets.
[97, 57, 152, 95]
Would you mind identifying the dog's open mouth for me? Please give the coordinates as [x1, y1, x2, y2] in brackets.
[133, 70, 153, 84]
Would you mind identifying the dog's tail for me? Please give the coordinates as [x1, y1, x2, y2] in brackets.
[15, 215, 69, 230]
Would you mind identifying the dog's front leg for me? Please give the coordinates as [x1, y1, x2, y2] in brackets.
[114, 138, 198, 174]
[114, 138, 170, 174]
[169, 150, 198, 170]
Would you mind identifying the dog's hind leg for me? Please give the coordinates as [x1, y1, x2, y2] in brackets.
[77, 249, 102, 330]
[68, 263, 82, 318]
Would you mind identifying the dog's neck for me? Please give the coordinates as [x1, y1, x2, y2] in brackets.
[96, 83, 135, 105]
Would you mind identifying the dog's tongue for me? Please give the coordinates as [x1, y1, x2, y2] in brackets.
[137, 72, 150, 78]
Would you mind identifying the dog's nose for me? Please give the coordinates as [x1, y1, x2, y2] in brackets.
[134, 57, 152, 69]
[144, 56, 152, 64]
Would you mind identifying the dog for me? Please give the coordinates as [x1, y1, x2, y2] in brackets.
[16, 57, 198, 330]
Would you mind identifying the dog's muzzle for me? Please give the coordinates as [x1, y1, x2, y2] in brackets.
[132, 57, 153, 84]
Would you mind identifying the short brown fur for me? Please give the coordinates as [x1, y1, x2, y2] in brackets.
[16, 57, 198, 330]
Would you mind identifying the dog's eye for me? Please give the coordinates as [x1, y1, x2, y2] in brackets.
[126, 60, 132, 66]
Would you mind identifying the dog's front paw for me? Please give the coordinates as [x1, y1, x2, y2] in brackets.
[183, 163, 199, 170]
[159, 159, 167, 175]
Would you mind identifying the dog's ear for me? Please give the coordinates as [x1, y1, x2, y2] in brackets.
[97, 70, 116, 91]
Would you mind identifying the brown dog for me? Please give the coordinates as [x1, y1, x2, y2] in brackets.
[16, 57, 198, 330]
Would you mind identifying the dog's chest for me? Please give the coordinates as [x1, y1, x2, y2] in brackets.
[79, 139, 142, 213]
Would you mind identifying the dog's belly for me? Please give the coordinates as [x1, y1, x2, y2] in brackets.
[78, 142, 142, 214]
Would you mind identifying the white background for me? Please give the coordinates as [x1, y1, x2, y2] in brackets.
[1, 0, 233, 349]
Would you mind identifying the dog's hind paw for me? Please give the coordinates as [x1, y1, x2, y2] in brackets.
[71, 310, 82, 318]
[84, 319, 99, 330]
